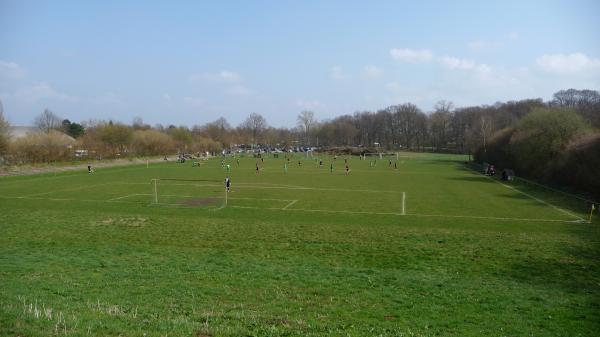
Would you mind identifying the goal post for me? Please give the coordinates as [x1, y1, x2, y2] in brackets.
[149, 178, 226, 208]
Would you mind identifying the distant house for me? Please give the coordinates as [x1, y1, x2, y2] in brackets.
[9, 126, 75, 142]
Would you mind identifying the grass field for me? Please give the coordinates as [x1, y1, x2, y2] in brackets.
[1, 153, 599, 336]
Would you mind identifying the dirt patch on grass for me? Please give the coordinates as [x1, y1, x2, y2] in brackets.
[196, 332, 212, 337]
[179, 198, 219, 206]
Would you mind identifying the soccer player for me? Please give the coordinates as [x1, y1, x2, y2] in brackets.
[394, 161, 398, 169]
[330, 163, 333, 174]
[298, 160, 302, 167]
[87, 164, 93, 173]
[345, 164, 350, 175]
[225, 177, 231, 192]
[226, 164, 231, 174]
[256, 162, 260, 174]
[236, 158, 240, 166]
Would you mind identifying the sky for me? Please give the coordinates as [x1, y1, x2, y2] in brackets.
[1, 0, 599, 128]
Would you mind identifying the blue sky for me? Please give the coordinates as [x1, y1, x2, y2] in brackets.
[1, 0, 599, 127]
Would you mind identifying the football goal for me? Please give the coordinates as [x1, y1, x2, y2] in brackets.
[150, 178, 227, 208]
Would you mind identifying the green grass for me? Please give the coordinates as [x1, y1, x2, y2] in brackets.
[1, 153, 599, 336]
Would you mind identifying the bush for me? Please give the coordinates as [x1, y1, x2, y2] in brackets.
[474, 107, 598, 194]
[553, 133, 600, 194]
[473, 127, 514, 169]
[509, 107, 588, 177]
[131, 130, 175, 156]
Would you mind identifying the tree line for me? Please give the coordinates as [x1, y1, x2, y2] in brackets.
[0, 88, 598, 190]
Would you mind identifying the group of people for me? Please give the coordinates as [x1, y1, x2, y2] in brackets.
[485, 163, 515, 181]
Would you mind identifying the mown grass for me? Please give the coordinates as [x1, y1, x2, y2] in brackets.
[1, 153, 598, 336]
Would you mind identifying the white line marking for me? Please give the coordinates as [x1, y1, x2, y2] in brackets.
[282, 200, 298, 210]
[0, 196, 576, 224]
[22, 183, 107, 197]
[107, 194, 143, 201]
[500, 183, 584, 221]
[154, 181, 410, 194]
[402, 192, 406, 215]
[465, 166, 585, 221]
[515, 176, 599, 204]
[159, 194, 294, 202]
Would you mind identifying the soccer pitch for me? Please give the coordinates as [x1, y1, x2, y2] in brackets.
[1, 153, 598, 336]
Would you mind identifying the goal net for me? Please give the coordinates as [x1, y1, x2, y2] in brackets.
[150, 178, 227, 208]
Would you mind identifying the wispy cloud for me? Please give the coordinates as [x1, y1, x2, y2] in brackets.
[190, 70, 242, 83]
[390, 48, 433, 63]
[0, 60, 27, 80]
[363, 65, 383, 79]
[12, 82, 79, 103]
[438, 56, 492, 79]
[536, 53, 600, 74]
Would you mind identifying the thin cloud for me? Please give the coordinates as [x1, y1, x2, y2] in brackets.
[190, 70, 242, 83]
[12, 82, 79, 103]
[438, 56, 491, 75]
[0, 60, 27, 80]
[364, 65, 383, 79]
[536, 53, 600, 74]
[390, 48, 433, 63]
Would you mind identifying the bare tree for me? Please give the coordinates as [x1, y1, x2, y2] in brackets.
[34, 109, 62, 134]
[241, 113, 268, 146]
[478, 114, 494, 153]
[434, 100, 454, 113]
[297, 110, 316, 146]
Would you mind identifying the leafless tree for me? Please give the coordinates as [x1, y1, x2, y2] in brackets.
[34, 109, 62, 134]
[241, 113, 268, 146]
[297, 110, 316, 146]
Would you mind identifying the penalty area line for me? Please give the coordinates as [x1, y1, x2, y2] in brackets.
[282, 200, 298, 210]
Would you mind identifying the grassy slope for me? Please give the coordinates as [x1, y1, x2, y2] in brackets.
[1, 153, 598, 336]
